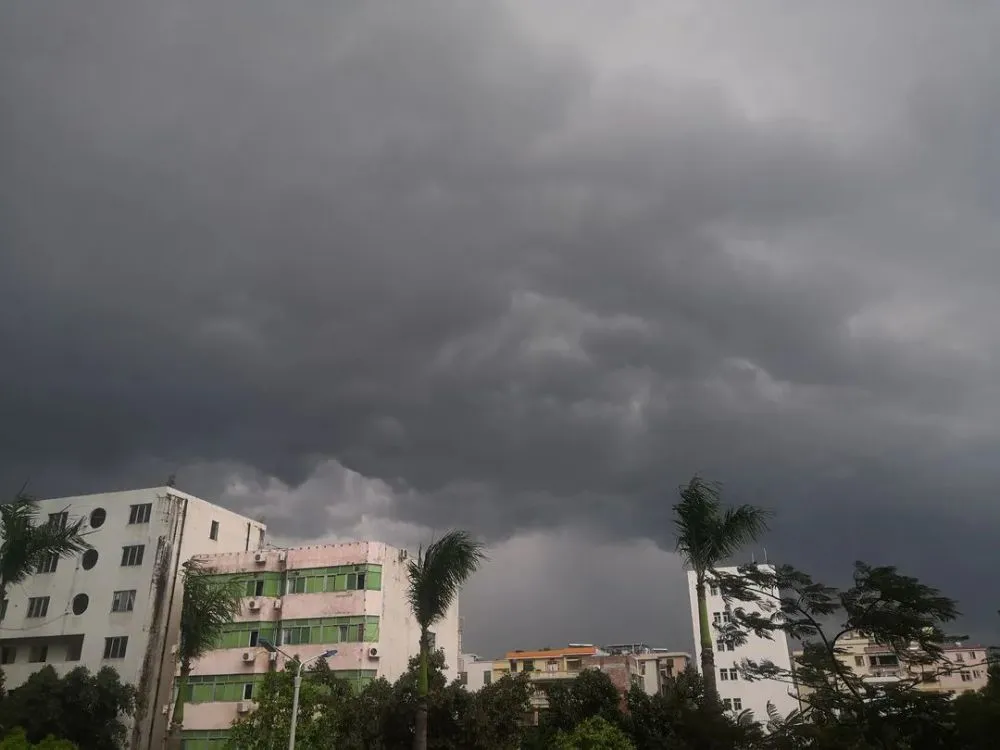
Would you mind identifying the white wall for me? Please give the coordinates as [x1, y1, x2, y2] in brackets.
[687, 566, 798, 724]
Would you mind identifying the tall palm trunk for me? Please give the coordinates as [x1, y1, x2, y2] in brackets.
[696, 574, 719, 704]
[413, 629, 429, 750]
[166, 660, 190, 750]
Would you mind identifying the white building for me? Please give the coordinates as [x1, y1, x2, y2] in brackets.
[687, 565, 798, 723]
[178, 542, 459, 750]
[0, 487, 266, 750]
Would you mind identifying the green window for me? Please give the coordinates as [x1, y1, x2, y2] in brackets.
[183, 674, 265, 704]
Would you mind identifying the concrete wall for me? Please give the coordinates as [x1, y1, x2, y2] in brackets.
[688, 566, 799, 723]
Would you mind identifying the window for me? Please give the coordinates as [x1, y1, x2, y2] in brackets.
[956, 652, 965, 662]
[973, 670, 983, 678]
[246, 580, 265, 597]
[969, 651, 977, 660]
[121, 545, 145, 566]
[522, 661, 534, 672]
[282, 626, 311, 646]
[242, 683, 254, 700]
[722, 611, 732, 625]
[210, 520, 219, 540]
[48, 511, 68, 529]
[356, 573, 366, 589]
[961, 671, 972, 682]
[111, 590, 136, 613]
[27, 596, 50, 618]
[854, 655, 865, 666]
[356, 623, 366, 641]
[709, 585, 719, 596]
[66, 640, 83, 661]
[483, 671, 492, 685]
[1, 599, 7, 621]
[719, 669, 729, 681]
[28, 645, 47, 663]
[713, 612, 721, 625]
[104, 636, 128, 659]
[128, 503, 152, 524]
[716, 641, 725, 652]
[339, 624, 349, 642]
[722, 698, 732, 710]
[729, 668, 739, 680]
[733, 698, 743, 711]
[0, 647, 15, 664]
[248, 630, 259, 647]
[726, 642, 735, 652]
[72, 593, 89, 615]
[287, 577, 306, 594]
[82, 549, 99, 570]
[38, 553, 59, 574]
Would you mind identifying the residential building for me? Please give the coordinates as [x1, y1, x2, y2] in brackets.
[633, 651, 692, 696]
[687, 565, 799, 723]
[798, 633, 992, 699]
[178, 542, 459, 750]
[460, 653, 502, 691]
[0, 487, 266, 750]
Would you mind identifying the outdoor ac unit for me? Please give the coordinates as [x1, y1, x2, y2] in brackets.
[242, 651, 255, 663]
[368, 647, 380, 659]
[161, 704, 171, 716]
[273, 598, 282, 610]
[277, 551, 287, 563]
[247, 599, 260, 611]
[254, 552, 267, 564]
[237, 701, 253, 714]
[269, 651, 279, 663]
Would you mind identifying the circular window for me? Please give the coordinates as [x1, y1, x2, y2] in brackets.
[72, 593, 88, 615]
[81, 549, 98, 570]
[89, 508, 106, 529]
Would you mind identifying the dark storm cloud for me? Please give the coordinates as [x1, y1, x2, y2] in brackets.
[2, 0, 999, 645]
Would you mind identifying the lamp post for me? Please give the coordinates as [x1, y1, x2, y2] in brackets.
[259, 639, 338, 750]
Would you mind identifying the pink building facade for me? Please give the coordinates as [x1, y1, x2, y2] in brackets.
[178, 542, 460, 750]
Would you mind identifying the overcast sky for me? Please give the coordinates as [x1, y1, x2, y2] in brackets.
[2, 1, 999, 658]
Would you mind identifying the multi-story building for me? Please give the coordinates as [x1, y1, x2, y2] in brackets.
[796, 632, 992, 701]
[687, 565, 799, 723]
[0, 487, 266, 750]
[178, 542, 459, 750]
[632, 650, 692, 696]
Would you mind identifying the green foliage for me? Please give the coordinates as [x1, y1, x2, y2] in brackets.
[0, 666, 136, 750]
[0, 491, 90, 598]
[553, 716, 635, 750]
[0, 729, 76, 750]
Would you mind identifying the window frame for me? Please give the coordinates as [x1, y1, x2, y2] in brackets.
[210, 520, 220, 540]
[128, 503, 152, 525]
[111, 589, 137, 613]
[27, 596, 50, 618]
[103, 636, 128, 659]
[121, 545, 145, 567]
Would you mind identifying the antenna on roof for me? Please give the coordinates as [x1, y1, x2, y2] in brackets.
[763, 547, 769, 564]
[166, 474, 177, 488]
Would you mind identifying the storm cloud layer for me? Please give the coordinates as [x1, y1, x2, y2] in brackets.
[2, 1, 999, 653]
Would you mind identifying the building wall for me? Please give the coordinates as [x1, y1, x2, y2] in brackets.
[0, 488, 265, 750]
[634, 652, 691, 696]
[687, 566, 799, 723]
[180, 542, 459, 740]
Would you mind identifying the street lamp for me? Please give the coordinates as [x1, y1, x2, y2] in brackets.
[259, 639, 338, 750]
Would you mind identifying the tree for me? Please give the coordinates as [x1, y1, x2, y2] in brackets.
[713, 561, 963, 749]
[168, 560, 243, 744]
[406, 530, 486, 750]
[552, 716, 635, 750]
[462, 673, 533, 750]
[0, 490, 90, 603]
[0, 666, 136, 750]
[0, 729, 76, 750]
[672, 476, 771, 703]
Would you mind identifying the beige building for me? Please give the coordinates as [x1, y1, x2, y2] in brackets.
[794, 632, 990, 707]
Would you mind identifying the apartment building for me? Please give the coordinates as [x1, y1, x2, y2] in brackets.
[178, 542, 459, 750]
[0, 487, 266, 750]
[687, 565, 799, 723]
[796, 632, 992, 700]
[632, 650, 692, 696]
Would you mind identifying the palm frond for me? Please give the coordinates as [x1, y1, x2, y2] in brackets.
[0, 494, 90, 590]
[709, 505, 772, 562]
[179, 559, 244, 664]
[407, 530, 486, 629]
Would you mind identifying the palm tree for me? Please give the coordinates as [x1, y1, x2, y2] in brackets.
[673, 476, 770, 704]
[406, 530, 486, 750]
[0, 490, 90, 604]
[167, 559, 243, 746]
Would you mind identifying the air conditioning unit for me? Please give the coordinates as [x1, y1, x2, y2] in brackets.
[268, 651, 279, 663]
[277, 551, 287, 563]
[254, 552, 267, 564]
[247, 599, 260, 611]
[368, 647, 380, 659]
[161, 704, 171, 716]
[237, 701, 253, 714]
[272, 598, 282, 610]
[242, 651, 255, 663]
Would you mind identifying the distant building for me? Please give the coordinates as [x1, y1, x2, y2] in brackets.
[177, 542, 460, 750]
[796, 632, 992, 704]
[0, 487, 266, 750]
[687, 565, 799, 723]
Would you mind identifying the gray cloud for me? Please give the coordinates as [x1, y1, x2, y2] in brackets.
[2, 0, 999, 651]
